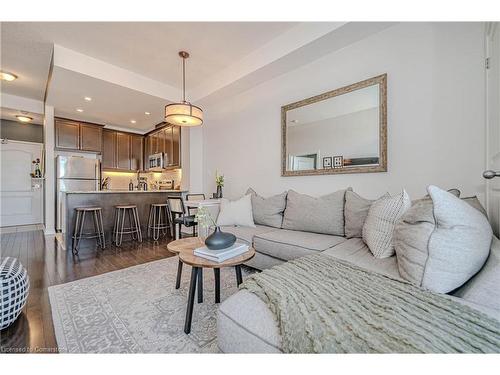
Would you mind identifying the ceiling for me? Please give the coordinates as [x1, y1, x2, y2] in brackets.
[1, 107, 44, 125]
[49, 66, 168, 131]
[0, 22, 395, 133]
[1, 22, 297, 100]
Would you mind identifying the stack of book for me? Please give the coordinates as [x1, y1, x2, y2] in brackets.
[194, 242, 249, 263]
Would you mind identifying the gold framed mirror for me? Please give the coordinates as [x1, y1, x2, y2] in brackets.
[281, 74, 387, 177]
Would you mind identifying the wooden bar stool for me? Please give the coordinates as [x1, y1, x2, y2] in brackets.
[72, 207, 105, 255]
[112, 205, 142, 246]
[147, 203, 173, 240]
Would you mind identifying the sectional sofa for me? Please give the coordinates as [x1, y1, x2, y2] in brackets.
[217, 187, 500, 353]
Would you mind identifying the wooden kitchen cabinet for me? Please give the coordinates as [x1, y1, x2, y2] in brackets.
[144, 125, 181, 169]
[116, 132, 131, 170]
[130, 134, 143, 171]
[163, 126, 173, 166]
[80, 123, 102, 152]
[102, 129, 144, 171]
[102, 129, 117, 169]
[55, 119, 80, 150]
[172, 125, 180, 167]
[55, 118, 104, 152]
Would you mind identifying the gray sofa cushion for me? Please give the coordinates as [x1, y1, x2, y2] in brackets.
[394, 185, 492, 294]
[218, 290, 281, 353]
[322, 238, 401, 279]
[254, 229, 345, 261]
[344, 191, 389, 239]
[282, 189, 348, 236]
[462, 196, 487, 217]
[219, 224, 276, 245]
[452, 236, 500, 313]
[246, 188, 287, 228]
[244, 251, 285, 271]
[412, 188, 461, 206]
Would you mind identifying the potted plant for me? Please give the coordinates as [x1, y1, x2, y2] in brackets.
[195, 206, 236, 250]
[215, 170, 224, 198]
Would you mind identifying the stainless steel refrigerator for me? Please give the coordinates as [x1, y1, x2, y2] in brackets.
[56, 156, 100, 231]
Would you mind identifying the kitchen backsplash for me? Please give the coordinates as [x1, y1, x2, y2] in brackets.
[102, 169, 182, 190]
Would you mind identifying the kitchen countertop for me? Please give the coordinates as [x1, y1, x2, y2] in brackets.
[64, 190, 187, 194]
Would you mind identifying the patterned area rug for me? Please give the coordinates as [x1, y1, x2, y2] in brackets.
[48, 257, 252, 353]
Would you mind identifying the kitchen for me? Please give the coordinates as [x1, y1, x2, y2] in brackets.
[54, 117, 188, 250]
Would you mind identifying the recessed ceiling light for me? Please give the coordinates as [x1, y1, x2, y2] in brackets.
[0, 71, 18, 81]
[84, 96, 92, 101]
[144, 112, 151, 115]
[130, 120, 137, 124]
[76, 108, 84, 112]
[16, 115, 33, 123]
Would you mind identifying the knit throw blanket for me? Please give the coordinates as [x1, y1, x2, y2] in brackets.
[241, 254, 500, 353]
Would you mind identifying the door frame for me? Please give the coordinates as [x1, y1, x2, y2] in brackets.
[485, 22, 500, 235]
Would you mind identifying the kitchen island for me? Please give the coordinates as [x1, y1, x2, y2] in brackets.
[61, 190, 187, 250]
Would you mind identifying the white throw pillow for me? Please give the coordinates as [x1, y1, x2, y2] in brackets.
[216, 194, 256, 227]
[362, 190, 411, 258]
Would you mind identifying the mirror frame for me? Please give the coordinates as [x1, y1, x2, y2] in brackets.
[281, 73, 387, 177]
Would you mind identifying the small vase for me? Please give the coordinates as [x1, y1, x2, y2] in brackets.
[216, 185, 223, 198]
[205, 226, 236, 250]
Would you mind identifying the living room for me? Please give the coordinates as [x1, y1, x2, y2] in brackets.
[1, 0, 499, 373]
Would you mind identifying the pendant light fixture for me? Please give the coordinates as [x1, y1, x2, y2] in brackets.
[165, 51, 203, 127]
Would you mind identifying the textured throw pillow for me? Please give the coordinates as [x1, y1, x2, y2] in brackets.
[362, 190, 411, 258]
[344, 191, 390, 239]
[282, 189, 349, 236]
[393, 185, 492, 294]
[216, 194, 256, 227]
[246, 188, 287, 228]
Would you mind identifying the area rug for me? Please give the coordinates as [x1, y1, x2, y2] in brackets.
[48, 257, 252, 353]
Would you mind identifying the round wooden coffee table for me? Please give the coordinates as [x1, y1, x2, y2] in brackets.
[167, 237, 255, 334]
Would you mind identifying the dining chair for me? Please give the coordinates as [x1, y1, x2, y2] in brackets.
[166, 196, 198, 238]
[186, 193, 206, 216]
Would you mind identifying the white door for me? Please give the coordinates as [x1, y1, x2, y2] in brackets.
[0, 140, 43, 227]
[484, 23, 500, 236]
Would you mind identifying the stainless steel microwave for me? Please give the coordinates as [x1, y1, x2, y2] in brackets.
[148, 152, 165, 171]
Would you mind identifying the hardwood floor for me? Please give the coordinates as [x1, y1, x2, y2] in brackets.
[0, 230, 175, 353]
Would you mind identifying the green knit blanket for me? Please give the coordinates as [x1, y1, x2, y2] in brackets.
[241, 254, 500, 353]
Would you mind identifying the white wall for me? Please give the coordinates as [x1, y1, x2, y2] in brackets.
[43, 105, 55, 235]
[202, 23, 486, 200]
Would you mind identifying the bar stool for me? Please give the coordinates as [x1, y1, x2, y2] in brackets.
[147, 203, 173, 240]
[72, 207, 105, 255]
[112, 205, 142, 246]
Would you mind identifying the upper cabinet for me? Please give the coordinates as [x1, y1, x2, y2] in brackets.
[116, 132, 131, 170]
[144, 125, 181, 169]
[172, 125, 180, 167]
[80, 123, 103, 152]
[102, 129, 117, 169]
[55, 119, 80, 150]
[55, 118, 103, 152]
[130, 134, 144, 171]
[101, 129, 144, 171]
